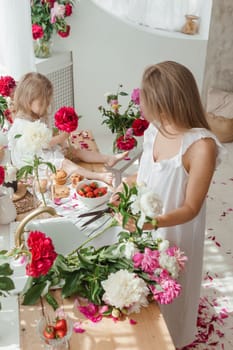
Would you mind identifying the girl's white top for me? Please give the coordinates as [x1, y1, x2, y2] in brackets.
[137, 123, 226, 348]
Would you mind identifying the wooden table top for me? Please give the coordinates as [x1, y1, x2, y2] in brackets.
[19, 290, 175, 350]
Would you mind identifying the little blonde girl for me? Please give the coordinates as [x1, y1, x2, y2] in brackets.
[7, 72, 127, 185]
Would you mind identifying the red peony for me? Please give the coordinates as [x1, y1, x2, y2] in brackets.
[132, 118, 149, 137]
[0, 166, 5, 185]
[26, 231, 57, 278]
[65, 3, 73, 16]
[116, 135, 137, 151]
[4, 109, 13, 124]
[0, 76, 16, 97]
[41, 0, 55, 7]
[54, 106, 78, 133]
[58, 25, 71, 38]
[32, 24, 44, 40]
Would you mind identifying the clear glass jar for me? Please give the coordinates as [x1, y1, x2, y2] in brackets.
[34, 38, 53, 58]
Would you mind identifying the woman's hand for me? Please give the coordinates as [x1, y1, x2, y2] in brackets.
[114, 213, 137, 233]
[110, 175, 136, 204]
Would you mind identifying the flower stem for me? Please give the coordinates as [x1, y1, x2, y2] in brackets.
[34, 164, 47, 207]
[69, 218, 119, 255]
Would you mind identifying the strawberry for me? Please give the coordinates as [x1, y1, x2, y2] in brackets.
[54, 318, 67, 332]
[43, 325, 55, 339]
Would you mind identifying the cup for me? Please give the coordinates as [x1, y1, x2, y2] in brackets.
[37, 316, 73, 349]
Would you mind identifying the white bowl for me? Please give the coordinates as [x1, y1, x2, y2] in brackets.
[76, 180, 111, 208]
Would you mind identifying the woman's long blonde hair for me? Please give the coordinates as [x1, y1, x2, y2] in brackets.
[12, 72, 53, 120]
[141, 61, 210, 132]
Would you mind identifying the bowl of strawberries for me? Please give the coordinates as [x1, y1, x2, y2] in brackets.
[38, 315, 73, 349]
[76, 180, 111, 208]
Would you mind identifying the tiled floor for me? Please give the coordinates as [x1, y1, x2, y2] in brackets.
[188, 142, 233, 350]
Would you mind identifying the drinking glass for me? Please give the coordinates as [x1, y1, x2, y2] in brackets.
[37, 316, 73, 350]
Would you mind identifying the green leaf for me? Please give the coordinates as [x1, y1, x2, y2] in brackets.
[17, 165, 33, 180]
[45, 292, 59, 310]
[90, 280, 102, 305]
[0, 263, 13, 276]
[61, 273, 81, 298]
[0, 276, 15, 291]
[22, 282, 47, 305]
[14, 134, 22, 139]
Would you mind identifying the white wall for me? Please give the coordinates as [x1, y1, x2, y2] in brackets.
[54, 0, 210, 149]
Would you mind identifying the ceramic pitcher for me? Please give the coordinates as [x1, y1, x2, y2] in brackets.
[0, 187, 17, 224]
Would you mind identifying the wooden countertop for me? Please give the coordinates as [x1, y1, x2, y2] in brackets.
[19, 290, 175, 350]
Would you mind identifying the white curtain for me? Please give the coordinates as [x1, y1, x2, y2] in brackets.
[0, 0, 35, 80]
[94, 0, 202, 32]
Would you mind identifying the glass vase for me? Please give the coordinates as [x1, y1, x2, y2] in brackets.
[34, 38, 53, 59]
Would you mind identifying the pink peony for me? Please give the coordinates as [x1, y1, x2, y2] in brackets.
[133, 247, 160, 273]
[32, 24, 44, 40]
[166, 246, 188, 270]
[131, 88, 140, 105]
[77, 303, 103, 323]
[150, 273, 182, 304]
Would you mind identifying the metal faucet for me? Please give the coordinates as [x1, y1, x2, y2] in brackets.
[15, 206, 57, 247]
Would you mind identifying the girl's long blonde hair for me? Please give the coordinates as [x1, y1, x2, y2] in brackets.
[12, 72, 53, 120]
[141, 61, 210, 132]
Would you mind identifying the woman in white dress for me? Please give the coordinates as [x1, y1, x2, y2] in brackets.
[114, 61, 225, 348]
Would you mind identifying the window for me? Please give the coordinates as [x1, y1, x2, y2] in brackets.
[93, 0, 203, 32]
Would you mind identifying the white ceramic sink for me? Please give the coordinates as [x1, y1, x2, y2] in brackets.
[25, 216, 121, 253]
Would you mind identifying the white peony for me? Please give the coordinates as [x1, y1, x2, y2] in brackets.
[4, 163, 17, 183]
[17, 120, 52, 155]
[123, 241, 139, 259]
[113, 241, 139, 260]
[130, 183, 163, 228]
[101, 269, 149, 312]
[158, 239, 170, 251]
[159, 252, 180, 279]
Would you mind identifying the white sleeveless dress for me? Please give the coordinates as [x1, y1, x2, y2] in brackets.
[137, 123, 225, 348]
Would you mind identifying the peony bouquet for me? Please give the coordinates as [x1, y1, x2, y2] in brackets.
[99, 85, 149, 152]
[0, 75, 16, 129]
[4, 183, 187, 327]
[31, 0, 76, 57]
